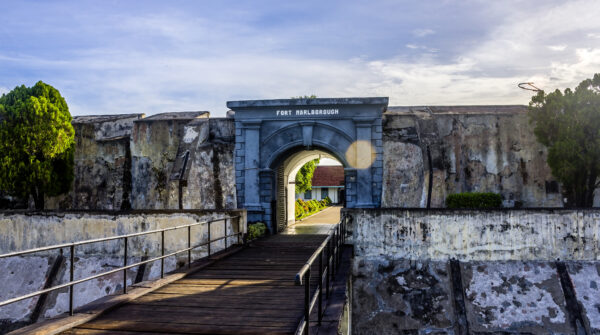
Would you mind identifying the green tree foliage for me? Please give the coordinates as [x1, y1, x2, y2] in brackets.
[295, 159, 319, 194]
[0, 81, 75, 209]
[291, 95, 317, 99]
[528, 74, 600, 207]
[446, 192, 502, 208]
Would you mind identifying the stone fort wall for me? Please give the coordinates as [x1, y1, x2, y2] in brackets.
[42, 105, 599, 210]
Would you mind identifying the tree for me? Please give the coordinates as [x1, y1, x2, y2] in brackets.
[528, 74, 600, 207]
[295, 159, 319, 194]
[0, 81, 75, 209]
[291, 95, 317, 99]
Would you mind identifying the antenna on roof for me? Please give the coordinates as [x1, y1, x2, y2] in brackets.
[518, 82, 542, 92]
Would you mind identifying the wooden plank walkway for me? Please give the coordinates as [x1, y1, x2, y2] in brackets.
[61, 234, 327, 335]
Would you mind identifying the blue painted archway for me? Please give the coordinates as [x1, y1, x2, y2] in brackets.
[227, 98, 387, 232]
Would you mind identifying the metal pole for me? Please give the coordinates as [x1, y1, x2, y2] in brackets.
[326, 240, 330, 298]
[208, 221, 211, 257]
[332, 232, 336, 277]
[224, 219, 228, 250]
[318, 251, 323, 325]
[123, 237, 128, 294]
[69, 245, 74, 316]
[237, 217, 241, 245]
[304, 269, 311, 335]
[188, 225, 191, 268]
[161, 230, 165, 278]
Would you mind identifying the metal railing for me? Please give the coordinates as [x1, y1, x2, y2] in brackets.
[0, 216, 243, 315]
[294, 214, 347, 335]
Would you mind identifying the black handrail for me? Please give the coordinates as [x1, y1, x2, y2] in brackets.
[294, 214, 347, 335]
[0, 215, 244, 315]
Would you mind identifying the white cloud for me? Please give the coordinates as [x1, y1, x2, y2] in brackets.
[413, 28, 435, 38]
[3, 1, 600, 116]
[548, 45, 567, 51]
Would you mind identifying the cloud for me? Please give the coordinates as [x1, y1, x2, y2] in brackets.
[1, 0, 600, 116]
[548, 45, 567, 51]
[413, 28, 435, 38]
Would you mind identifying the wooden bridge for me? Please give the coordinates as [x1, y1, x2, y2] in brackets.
[4, 215, 350, 335]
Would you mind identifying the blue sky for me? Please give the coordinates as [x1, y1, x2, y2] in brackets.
[1, 0, 600, 116]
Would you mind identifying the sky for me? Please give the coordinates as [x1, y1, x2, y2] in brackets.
[1, 0, 600, 117]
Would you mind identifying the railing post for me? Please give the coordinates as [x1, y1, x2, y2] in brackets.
[224, 218, 228, 250]
[188, 225, 192, 268]
[69, 245, 74, 316]
[208, 221, 211, 257]
[331, 231, 336, 277]
[123, 237, 128, 294]
[304, 268, 311, 335]
[318, 251, 323, 325]
[237, 217, 241, 245]
[326, 240, 330, 298]
[161, 230, 165, 278]
[335, 225, 342, 271]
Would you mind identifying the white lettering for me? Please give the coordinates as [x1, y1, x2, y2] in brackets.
[276, 108, 340, 117]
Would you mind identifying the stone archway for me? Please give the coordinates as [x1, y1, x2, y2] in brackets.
[275, 149, 340, 232]
[228, 97, 387, 232]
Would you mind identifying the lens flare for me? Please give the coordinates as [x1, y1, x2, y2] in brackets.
[345, 140, 375, 169]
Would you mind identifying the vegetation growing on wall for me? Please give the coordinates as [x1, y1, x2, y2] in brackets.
[247, 222, 267, 240]
[295, 197, 331, 220]
[528, 74, 600, 207]
[446, 192, 502, 208]
[0, 81, 75, 209]
[295, 159, 319, 194]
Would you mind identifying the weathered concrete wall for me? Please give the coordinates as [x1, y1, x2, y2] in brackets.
[130, 112, 208, 209]
[0, 210, 245, 333]
[347, 208, 600, 334]
[347, 208, 600, 261]
[382, 106, 568, 208]
[46, 114, 144, 210]
[168, 118, 236, 210]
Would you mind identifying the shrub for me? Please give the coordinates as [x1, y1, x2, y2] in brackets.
[445, 192, 502, 208]
[323, 196, 332, 205]
[295, 200, 305, 219]
[247, 222, 267, 240]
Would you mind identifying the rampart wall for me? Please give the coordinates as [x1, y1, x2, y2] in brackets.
[345, 208, 600, 334]
[38, 105, 599, 211]
[0, 210, 245, 333]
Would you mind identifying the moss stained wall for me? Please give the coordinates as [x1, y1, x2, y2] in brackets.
[382, 106, 569, 208]
[45, 114, 143, 210]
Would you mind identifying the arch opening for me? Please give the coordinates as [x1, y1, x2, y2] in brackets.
[270, 147, 345, 232]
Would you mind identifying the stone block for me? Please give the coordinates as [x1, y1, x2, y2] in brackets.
[352, 258, 457, 334]
[462, 261, 571, 334]
[567, 261, 600, 333]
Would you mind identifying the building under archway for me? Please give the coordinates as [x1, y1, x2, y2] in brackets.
[228, 97, 387, 233]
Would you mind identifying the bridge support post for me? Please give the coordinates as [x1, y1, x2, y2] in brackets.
[304, 268, 311, 335]
[318, 251, 323, 325]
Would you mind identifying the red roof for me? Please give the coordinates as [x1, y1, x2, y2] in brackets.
[311, 166, 344, 187]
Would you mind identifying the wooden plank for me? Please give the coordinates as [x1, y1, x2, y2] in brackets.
[99, 305, 301, 320]
[76, 320, 296, 335]
[63, 329, 171, 335]
[102, 304, 302, 319]
[54, 234, 329, 335]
